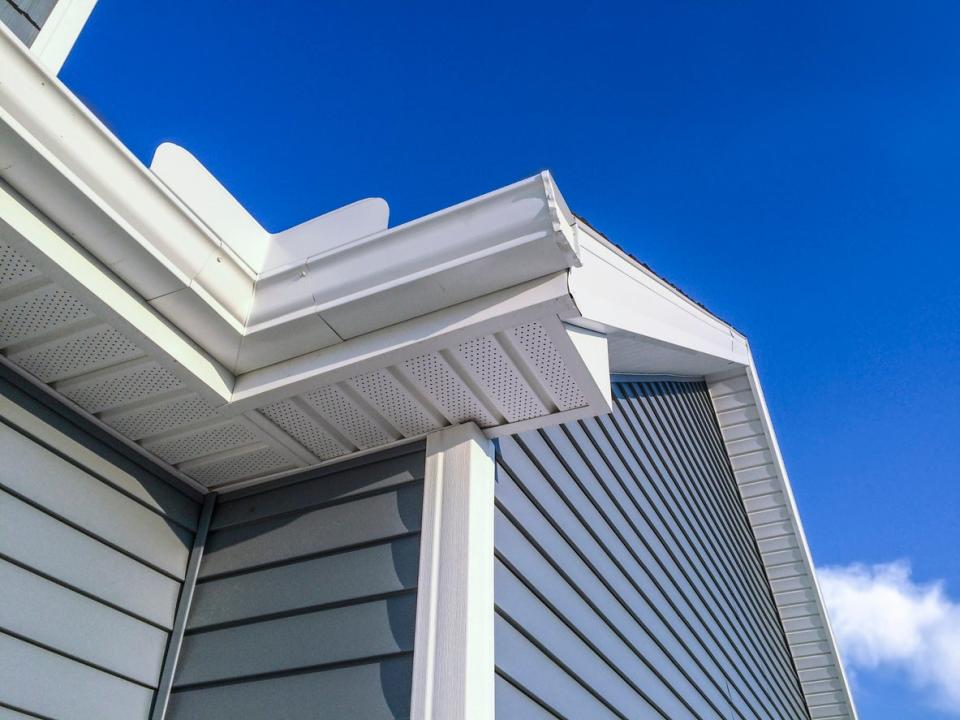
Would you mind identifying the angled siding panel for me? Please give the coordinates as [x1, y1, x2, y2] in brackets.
[495, 676, 560, 720]
[0, 371, 201, 719]
[495, 614, 618, 720]
[168, 445, 425, 720]
[0, 706, 36, 719]
[495, 380, 808, 719]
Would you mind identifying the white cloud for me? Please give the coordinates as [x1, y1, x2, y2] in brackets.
[818, 560, 960, 713]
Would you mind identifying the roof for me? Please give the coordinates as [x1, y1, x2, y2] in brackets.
[0, 20, 856, 720]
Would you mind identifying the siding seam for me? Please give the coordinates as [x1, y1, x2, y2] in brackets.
[0, 483, 184, 581]
[0, 628, 155, 689]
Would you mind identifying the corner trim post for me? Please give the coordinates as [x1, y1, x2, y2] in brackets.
[410, 423, 495, 720]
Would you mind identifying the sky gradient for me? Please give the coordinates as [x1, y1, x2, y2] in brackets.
[62, 2, 960, 716]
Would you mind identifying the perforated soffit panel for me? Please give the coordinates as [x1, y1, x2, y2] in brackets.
[0, 237, 606, 490]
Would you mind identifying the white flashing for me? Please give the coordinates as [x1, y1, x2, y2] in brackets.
[411, 423, 495, 720]
[562, 322, 612, 411]
[150, 143, 390, 274]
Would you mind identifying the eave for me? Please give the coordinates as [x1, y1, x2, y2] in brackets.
[0, 21, 856, 718]
[572, 222, 857, 720]
[0, 24, 611, 492]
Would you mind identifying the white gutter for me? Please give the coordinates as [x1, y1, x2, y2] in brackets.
[0, 24, 580, 374]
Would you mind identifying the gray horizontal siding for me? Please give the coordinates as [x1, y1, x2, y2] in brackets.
[0, 371, 201, 719]
[168, 446, 425, 720]
[0, 0, 57, 45]
[0, 559, 167, 685]
[165, 657, 414, 720]
[187, 534, 419, 631]
[199, 482, 422, 578]
[494, 380, 808, 719]
[0, 633, 154, 719]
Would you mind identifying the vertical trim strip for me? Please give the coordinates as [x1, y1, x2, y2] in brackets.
[410, 423, 495, 720]
[150, 492, 216, 720]
[30, 0, 98, 73]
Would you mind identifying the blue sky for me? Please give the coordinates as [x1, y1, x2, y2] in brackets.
[62, 2, 959, 716]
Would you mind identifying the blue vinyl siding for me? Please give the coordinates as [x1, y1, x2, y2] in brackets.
[493, 379, 808, 720]
[166, 445, 425, 720]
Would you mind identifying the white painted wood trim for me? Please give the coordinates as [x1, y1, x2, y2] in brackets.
[30, 0, 98, 74]
[411, 423, 495, 720]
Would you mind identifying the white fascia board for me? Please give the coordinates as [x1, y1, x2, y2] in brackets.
[569, 221, 750, 366]
[707, 359, 858, 720]
[28, 0, 99, 74]
[229, 272, 579, 409]
[0, 24, 256, 319]
[0, 29, 582, 375]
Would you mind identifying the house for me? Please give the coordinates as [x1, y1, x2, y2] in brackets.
[0, 6, 857, 720]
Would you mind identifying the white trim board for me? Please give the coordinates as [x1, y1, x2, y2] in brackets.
[30, 0, 98, 73]
[707, 366, 858, 720]
[411, 423, 495, 720]
[0, 177, 612, 491]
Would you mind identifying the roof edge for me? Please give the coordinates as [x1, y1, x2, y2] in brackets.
[0, 29, 583, 374]
[706, 363, 859, 720]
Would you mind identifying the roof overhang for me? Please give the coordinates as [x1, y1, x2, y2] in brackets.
[0, 25, 581, 374]
[0, 24, 610, 492]
[0, 22, 856, 719]
[569, 222, 857, 720]
[569, 222, 750, 378]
